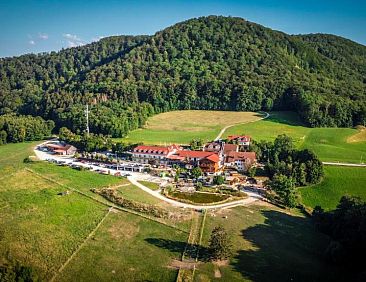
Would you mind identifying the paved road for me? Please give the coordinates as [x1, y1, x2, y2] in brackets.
[214, 111, 270, 141]
[322, 162, 366, 167]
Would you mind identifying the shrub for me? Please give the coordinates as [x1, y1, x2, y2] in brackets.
[92, 188, 172, 219]
[23, 157, 33, 163]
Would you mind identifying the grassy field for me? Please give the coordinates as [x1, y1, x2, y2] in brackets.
[0, 142, 189, 281]
[137, 180, 160, 191]
[299, 166, 366, 211]
[0, 169, 108, 280]
[195, 205, 344, 282]
[58, 211, 187, 282]
[0, 141, 39, 177]
[119, 110, 264, 145]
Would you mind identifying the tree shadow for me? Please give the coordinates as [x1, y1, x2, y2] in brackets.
[232, 210, 349, 282]
[264, 111, 306, 127]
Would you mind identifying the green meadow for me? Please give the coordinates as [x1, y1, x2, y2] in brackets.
[58, 211, 186, 282]
[119, 110, 263, 145]
[299, 166, 366, 211]
[0, 142, 188, 281]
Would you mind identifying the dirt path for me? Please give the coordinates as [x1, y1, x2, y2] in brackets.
[214, 111, 270, 141]
[176, 210, 207, 282]
[322, 162, 366, 167]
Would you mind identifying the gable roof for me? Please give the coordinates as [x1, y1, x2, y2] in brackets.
[224, 144, 238, 154]
[226, 151, 256, 162]
[134, 145, 170, 153]
[227, 135, 251, 141]
[204, 154, 220, 163]
[178, 150, 215, 158]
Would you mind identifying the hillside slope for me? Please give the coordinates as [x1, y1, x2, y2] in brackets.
[0, 16, 365, 137]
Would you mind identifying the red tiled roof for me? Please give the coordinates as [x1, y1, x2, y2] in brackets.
[223, 144, 238, 153]
[167, 155, 185, 160]
[226, 151, 256, 162]
[46, 144, 65, 149]
[205, 154, 220, 163]
[227, 135, 251, 141]
[178, 150, 215, 158]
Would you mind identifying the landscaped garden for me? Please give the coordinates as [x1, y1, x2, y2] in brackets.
[166, 190, 231, 204]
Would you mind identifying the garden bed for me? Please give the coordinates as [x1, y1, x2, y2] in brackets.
[165, 191, 246, 205]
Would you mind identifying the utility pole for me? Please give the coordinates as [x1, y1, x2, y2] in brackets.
[85, 104, 90, 136]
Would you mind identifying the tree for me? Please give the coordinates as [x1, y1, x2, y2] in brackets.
[112, 142, 125, 156]
[190, 138, 203, 150]
[247, 166, 256, 177]
[213, 175, 225, 185]
[0, 130, 7, 145]
[209, 226, 232, 260]
[196, 181, 203, 190]
[269, 174, 298, 208]
[191, 166, 203, 179]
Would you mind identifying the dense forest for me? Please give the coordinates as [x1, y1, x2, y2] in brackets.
[0, 16, 365, 138]
[0, 115, 54, 144]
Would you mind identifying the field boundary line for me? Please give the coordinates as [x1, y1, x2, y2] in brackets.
[50, 207, 113, 282]
[192, 209, 207, 280]
[25, 168, 188, 233]
[176, 210, 207, 282]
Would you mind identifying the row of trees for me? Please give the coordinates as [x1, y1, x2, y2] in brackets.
[0, 114, 54, 144]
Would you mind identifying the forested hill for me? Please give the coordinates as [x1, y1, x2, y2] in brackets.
[0, 16, 365, 138]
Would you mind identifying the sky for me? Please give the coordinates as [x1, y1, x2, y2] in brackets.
[0, 0, 365, 58]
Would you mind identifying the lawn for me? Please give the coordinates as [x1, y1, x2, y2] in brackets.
[137, 180, 160, 191]
[226, 111, 366, 163]
[57, 210, 187, 282]
[0, 169, 108, 280]
[119, 110, 264, 145]
[299, 166, 366, 211]
[195, 205, 344, 282]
